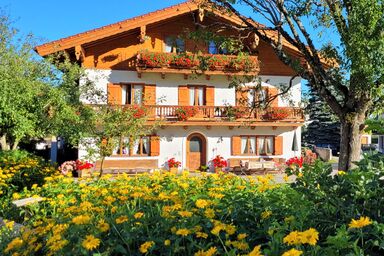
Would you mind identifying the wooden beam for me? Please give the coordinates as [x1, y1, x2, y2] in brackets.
[161, 73, 165, 79]
[74, 45, 85, 62]
[139, 25, 146, 43]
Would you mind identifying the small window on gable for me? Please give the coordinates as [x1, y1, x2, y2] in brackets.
[164, 37, 185, 53]
[122, 84, 143, 105]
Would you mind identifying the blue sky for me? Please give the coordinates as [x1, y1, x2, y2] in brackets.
[2, 0, 335, 48]
[2, 0, 185, 43]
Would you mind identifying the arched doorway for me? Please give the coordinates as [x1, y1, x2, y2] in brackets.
[186, 133, 206, 171]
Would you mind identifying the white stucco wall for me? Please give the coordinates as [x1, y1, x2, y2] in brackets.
[81, 69, 301, 107]
[156, 126, 301, 169]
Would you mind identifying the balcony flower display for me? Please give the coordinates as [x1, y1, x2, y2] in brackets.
[228, 54, 258, 72]
[170, 54, 199, 68]
[137, 50, 172, 68]
[127, 105, 148, 118]
[263, 108, 290, 120]
[222, 105, 246, 120]
[205, 55, 230, 71]
[212, 155, 227, 173]
[174, 106, 199, 121]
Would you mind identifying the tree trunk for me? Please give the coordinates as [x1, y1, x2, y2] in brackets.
[12, 139, 20, 150]
[0, 135, 10, 150]
[98, 156, 105, 179]
[338, 116, 364, 171]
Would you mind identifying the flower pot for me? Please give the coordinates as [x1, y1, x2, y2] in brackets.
[215, 167, 222, 173]
[78, 169, 92, 178]
[169, 167, 178, 174]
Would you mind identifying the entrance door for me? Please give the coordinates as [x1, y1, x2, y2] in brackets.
[187, 133, 206, 171]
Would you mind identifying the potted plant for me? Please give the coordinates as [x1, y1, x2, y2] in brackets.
[167, 158, 181, 174]
[174, 106, 199, 121]
[170, 54, 199, 68]
[212, 155, 227, 173]
[228, 54, 257, 72]
[223, 105, 245, 120]
[206, 55, 230, 71]
[137, 50, 172, 68]
[59, 161, 77, 176]
[263, 108, 289, 120]
[76, 160, 94, 178]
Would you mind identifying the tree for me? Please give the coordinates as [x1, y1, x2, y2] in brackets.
[0, 14, 97, 150]
[82, 104, 157, 177]
[201, 0, 384, 170]
[302, 88, 340, 152]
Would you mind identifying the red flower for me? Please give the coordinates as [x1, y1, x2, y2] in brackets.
[167, 158, 181, 168]
[212, 155, 227, 168]
[285, 157, 303, 168]
[76, 160, 94, 170]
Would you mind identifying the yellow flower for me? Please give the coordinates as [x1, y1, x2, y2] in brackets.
[82, 235, 100, 251]
[349, 216, 373, 228]
[139, 241, 155, 254]
[196, 231, 208, 239]
[204, 208, 215, 219]
[283, 231, 301, 245]
[134, 212, 144, 219]
[282, 248, 303, 256]
[5, 220, 15, 230]
[248, 245, 263, 256]
[116, 216, 129, 224]
[261, 210, 272, 219]
[4, 237, 23, 253]
[178, 211, 193, 218]
[72, 215, 91, 225]
[194, 246, 217, 256]
[195, 199, 209, 208]
[301, 228, 319, 245]
[237, 233, 247, 240]
[97, 220, 110, 232]
[338, 170, 346, 175]
[176, 228, 191, 236]
[283, 174, 289, 182]
[225, 224, 236, 235]
[49, 239, 68, 252]
[283, 228, 319, 246]
[231, 240, 249, 250]
[164, 239, 171, 246]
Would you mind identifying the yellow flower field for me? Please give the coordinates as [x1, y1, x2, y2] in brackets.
[1, 156, 383, 255]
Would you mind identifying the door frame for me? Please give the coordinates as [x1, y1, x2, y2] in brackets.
[186, 133, 207, 170]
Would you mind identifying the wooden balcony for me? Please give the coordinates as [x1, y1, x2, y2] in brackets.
[136, 52, 260, 78]
[144, 105, 304, 127]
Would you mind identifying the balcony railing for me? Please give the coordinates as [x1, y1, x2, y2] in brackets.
[136, 51, 260, 75]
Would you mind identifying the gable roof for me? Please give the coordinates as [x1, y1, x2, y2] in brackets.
[35, 0, 303, 58]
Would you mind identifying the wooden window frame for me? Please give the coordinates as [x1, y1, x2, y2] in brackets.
[240, 135, 275, 156]
[188, 85, 206, 106]
[112, 136, 150, 157]
[120, 83, 145, 105]
[132, 136, 150, 156]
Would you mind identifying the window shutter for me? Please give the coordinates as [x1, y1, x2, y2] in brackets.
[205, 86, 215, 106]
[232, 136, 241, 155]
[150, 135, 160, 156]
[274, 136, 283, 155]
[144, 84, 156, 105]
[178, 85, 189, 106]
[236, 88, 248, 106]
[107, 83, 122, 105]
[267, 87, 279, 107]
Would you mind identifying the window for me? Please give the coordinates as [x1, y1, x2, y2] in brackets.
[112, 136, 150, 156]
[165, 37, 185, 53]
[189, 86, 205, 106]
[241, 136, 274, 155]
[248, 87, 267, 107]
[190, 136, 202, 152]
[133, 136, 150, 156]
[122, 84, 143, 105]
[208, 40, 228, 54]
